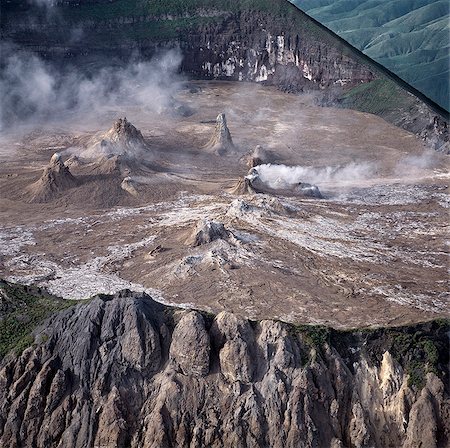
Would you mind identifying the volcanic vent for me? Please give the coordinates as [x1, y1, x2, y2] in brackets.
[28, 153, 78, 202]
[232, 165, 323, 198]
[205, 113, 236, 155]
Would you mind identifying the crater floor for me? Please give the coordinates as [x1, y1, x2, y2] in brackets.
[0, 81, 448, 328]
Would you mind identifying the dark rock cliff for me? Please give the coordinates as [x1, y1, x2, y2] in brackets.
[1, 0, 448, 152]
[177, 11, 376, 90]
[0, 290, 448, 448]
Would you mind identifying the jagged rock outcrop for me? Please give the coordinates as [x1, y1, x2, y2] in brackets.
[28, 153, 78, 202]
[0, 292, 448, 448]
[205, 113, 236, 155]
[420, 116, 449, 154]
[169, 311, 210, 376]
[211, 312, 254, 383]
[180, 9, 376, 90]
[185, 220, 232, 247]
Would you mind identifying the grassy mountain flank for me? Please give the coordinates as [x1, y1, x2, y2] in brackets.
[291, 0, 449, 111]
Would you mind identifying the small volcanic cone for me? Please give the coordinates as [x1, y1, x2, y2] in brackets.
[244, 145, 272, 168]
[185, 220, 231, 247]
[229, 176, 255, 195]
[105, 117, 145, 147]
[205, 113, 236, 155]
[28, 153, 78, 202]
[121, 176, 138, 197]
[84, 117, 149, 159]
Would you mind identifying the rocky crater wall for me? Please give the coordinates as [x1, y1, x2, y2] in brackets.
[177, 11, 376, 91]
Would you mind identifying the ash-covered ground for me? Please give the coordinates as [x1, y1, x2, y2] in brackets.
[0, 81, 448, 329]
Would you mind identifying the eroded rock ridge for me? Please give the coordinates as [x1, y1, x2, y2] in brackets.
[0, 292, 448, 448]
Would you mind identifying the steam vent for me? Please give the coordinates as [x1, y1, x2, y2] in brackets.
[205, 113, 235, 155]
[232, 166, 323, 198]
[28, 153, 78, 202]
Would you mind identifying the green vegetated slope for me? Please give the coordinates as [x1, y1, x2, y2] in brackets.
[340, 78, 415, 115]
[291, 0, 449, 111]
[0, 280, 80, 359]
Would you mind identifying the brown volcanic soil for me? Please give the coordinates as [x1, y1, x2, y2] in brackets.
[0, 81, 448, 329]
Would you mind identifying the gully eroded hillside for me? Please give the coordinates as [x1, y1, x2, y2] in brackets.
[0, 283, 448, 448]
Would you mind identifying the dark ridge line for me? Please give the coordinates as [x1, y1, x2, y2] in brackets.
[285, 0, 450, 119]
[2, 278, 448, 333]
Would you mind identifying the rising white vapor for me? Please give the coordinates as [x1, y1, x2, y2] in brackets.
[0, 43, 184, 132]
[254, 162, 377, 188]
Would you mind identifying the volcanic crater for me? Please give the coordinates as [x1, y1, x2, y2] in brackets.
[0, 81, 448, 329]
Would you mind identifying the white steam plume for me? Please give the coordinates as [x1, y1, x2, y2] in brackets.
[0, 43, 184, 133]
[395, 151, 440, 173]
[254, 162, 377, 188]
